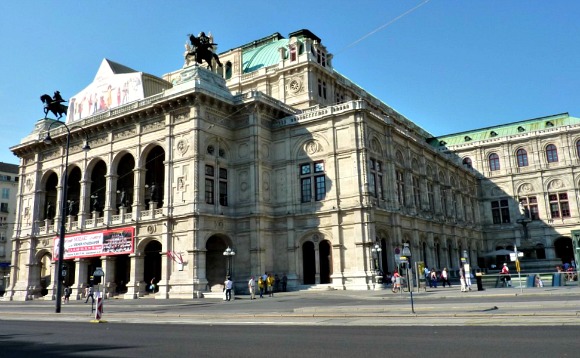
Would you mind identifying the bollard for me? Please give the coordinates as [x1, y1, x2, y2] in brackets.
[90, 294, 107, 323]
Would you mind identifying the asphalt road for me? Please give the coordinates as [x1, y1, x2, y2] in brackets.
[1, 321, 577, 358]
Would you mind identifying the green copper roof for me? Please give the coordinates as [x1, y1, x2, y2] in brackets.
[242, 38, 289, 73]
[429, 113, 580, 147]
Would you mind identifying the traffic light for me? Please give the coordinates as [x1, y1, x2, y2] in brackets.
[61, 265, 68, 280]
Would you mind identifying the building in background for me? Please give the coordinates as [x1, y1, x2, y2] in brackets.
[0, 162, 18, 296]
[433, 113, 580, 271]
[6, 29, 576, 301]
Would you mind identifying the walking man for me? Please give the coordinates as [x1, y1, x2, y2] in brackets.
[224, 276, 233, 301]
[248, 276, 256, 300]
[85, 285, 95, 304]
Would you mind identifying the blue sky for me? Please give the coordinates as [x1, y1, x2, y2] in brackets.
[1, 1, 578, 165]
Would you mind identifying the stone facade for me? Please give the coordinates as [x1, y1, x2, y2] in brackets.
[0, 162, 18, 295]
[9, 29, 575, 301]
[435, 113, 580, 271]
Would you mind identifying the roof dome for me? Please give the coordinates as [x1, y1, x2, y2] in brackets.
[242, 38, 289, 73]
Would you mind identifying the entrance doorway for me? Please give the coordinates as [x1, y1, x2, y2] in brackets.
[144, 241, 162, 291]
[206, 235, 229, 290]
[554, 237, 574, 264]
[114, 254, 130, 294]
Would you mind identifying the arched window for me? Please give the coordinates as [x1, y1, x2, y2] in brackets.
[576, 140, 580, 159]
[489, 153, 500, 171]
[546, 144, 559, 163]
[462, 157, 472, 168]
[516, 148, 528, 167]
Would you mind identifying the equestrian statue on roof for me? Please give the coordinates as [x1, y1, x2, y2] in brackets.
[40, 90, 68, 119]
[186, 31, 223, 70]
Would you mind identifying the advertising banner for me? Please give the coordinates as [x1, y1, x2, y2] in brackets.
[53, 227, 135, 261]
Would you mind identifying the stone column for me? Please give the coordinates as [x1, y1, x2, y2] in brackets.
[124, 254, 144, 299]
[75, 258, 89, 300]
[99, 256, 116, 299]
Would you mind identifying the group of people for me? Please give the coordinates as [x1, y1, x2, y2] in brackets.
[423, 267, 454, 289]
[557, 262, 578, 282]
[246, 272, 288, 300]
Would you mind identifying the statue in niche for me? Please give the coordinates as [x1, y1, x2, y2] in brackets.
[149, 182, 157, 202]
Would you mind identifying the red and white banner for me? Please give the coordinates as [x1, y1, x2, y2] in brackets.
[53, 227, 135, 261]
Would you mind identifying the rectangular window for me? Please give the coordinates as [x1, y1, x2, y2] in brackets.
[219, 181, 228, 206]
[412, 176, 421, 208]
[491, 199, 510, 224]
[427, 182, 434, 211]
[1, 188, 8, 200]
[519, 196, 539, 220]
[315, 176, 326, 201]
[300, 161, 326, 203]
[301, 178, 312, 203]
[396, 170, 405, 206]
[219, 168, 228, 206]
[369, 159, 383, 199]
[0, 203, 8, 213]
[205, 165, 214, 204]
[317, 80, 327, 99]
[205, 179, 214, 204]
[440, 187, 448, 215]
[549, 193, 570, 218]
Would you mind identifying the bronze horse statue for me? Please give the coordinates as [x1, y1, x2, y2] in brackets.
[40, 94, 68, 119]
[187, 33, 223, 70]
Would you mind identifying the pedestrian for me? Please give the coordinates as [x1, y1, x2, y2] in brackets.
[424, 266, 431, 287]
[500, 263, 512, 287]
[85, 285, 95, 304]
[274, 274, 280, 292]
[248, 276, 256, 300]
[267, 273, 275, 297]
[464, 266, 472, 291]
[63, 285, 71, 304]
[281, 273, 288, 292]
[441, 268, 451, 287]
[149, 277, 156, 292]
[535, 274, 544, 288]
[258, 276, 264, 298]
[459, 265, 467, 292]
[392, 270, 401, 293]
[430, 269, 438, 288]
[224, 276, 233, 301]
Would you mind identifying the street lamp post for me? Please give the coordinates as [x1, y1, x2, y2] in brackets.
[223, 246, 235, 278]
[371, 243, 382, 272]
[371, 243, 382, 284]
[44, 120, 90, 313]
[402, 243, 415, 314]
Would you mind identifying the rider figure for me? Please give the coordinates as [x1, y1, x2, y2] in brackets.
[198, 32, 211, 49]
[53, 91, 65, 104]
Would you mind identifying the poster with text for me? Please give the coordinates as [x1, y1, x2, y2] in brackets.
[53, 227, 135, 261]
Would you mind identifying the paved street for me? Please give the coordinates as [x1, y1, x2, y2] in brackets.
[1, 284, 579, 326]
[1, 321, 577, 358]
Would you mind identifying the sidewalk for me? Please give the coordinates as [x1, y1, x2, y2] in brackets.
[1, 285, 579, 326]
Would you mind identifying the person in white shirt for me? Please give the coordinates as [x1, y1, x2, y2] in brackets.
[224, 277, 233, 301]
[248, 276, 256, 300]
